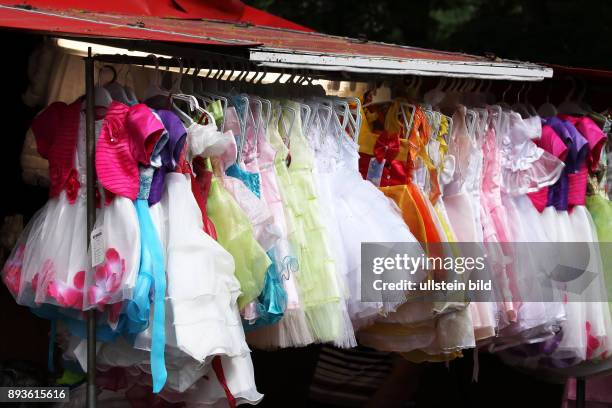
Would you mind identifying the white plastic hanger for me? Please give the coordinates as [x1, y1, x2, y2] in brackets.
[488, 105, 503, 136]
[498, 82, 513, 110]
[400, 101, 416, 138]
[522, 83, 539, 117]
[279, 104, 297, 148]
[308, 102, 333, 146]
[511, 83, 532, 118]
[143, 55, 168, 101]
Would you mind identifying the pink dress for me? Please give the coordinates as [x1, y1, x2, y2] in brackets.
[479, 112, 516, 325]
[4, 100, 163, 320]
[442, 106, 496, 341]
[492, 112, 566, 351]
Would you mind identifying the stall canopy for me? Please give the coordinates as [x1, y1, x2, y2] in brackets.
[0, 0, 552, 80]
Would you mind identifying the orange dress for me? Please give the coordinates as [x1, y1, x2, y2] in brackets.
[357, 100, 473, 362]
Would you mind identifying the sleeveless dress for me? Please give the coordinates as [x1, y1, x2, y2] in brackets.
[224, 101, 287, 329]
[246, 105, 315, 349]
[492, 112, 566, 352]
[277, 100, 355, 347]
[443, 106, 497, 342]
[479, 111, 517, 327]
[308, 103, 424, 329]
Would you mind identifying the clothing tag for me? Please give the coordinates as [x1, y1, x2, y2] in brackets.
[90, 227, 105, 267]
[366, 157, 385, 186]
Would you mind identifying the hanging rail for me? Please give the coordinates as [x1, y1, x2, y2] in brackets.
[81, 51, 581, 408]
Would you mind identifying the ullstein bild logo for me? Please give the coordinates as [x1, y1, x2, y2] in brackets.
[360, 242, 606, 303]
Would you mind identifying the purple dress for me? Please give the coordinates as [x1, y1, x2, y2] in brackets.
[148, 110, 187, 206]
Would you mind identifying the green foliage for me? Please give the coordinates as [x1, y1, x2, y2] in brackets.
[244, 0, 612, 69]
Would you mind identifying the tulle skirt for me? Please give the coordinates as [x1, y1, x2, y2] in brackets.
[160, 173, 248, 364]
[332, 166, 424, 329]
[489, 194, 566, 352]
[444, 191, 498, 341]
[3, 190, 140, 314]
[501, 205, 612, 369]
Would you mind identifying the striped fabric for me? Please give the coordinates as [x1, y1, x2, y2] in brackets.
[309, 346, 393, 407]
[96, 102, 165, 200]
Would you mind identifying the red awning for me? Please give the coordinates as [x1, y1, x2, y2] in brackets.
[1, 0, 312, 31]
[0, 1, 552, 80]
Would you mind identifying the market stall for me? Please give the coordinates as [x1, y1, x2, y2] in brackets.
[0, 2, 610, 408]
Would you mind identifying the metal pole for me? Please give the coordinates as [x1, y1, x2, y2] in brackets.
[85, 47, 97, 408]
[576, 377, 586, 408]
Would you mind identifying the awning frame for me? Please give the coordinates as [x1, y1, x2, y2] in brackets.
[0, 3, 553, 81]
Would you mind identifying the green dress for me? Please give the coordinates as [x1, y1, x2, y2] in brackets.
[269, 101, 354, 346]
[206, 168, 271, 309]
[586, 192, 612, 310]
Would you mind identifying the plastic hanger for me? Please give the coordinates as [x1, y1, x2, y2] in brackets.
[90, 64, 113, 108]
[522, 83, 539, 117]
[279, 104, 297, 148]
[424, 77, 447, 107]
[251, 94, 272, 137]
[101, 64, 129, 104]
[163, 57, 204, 126]
[121, 59, 139, 104]
[465, 109, 478, 142]
[311, 102, 333, 146]
[193, 62, 229, 129]
[400, 101, 417, 138]
[511, 83, 532, 118]
[537, 81, 558, 117]
[498, 82, 512, 109]
[326, 99, 348, 152]
[247, 95, 263, 151]
[299, 103, 312, 136]
[144, 55, 169, 100]
[558, 77, 588, 116]
[576, 77, 593, 113]
[443, 114, 454, 144]
[338, 96, 362, 143]
[234, 94, 252, 163]
[488, 105, 503, 135]
[303, 101, 321, 144]
[331, 98, 352, 140]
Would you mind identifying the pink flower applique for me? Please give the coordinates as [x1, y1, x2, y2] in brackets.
[87, 248, 126, 307]
[65, 168, 81, 205]
[33, 260, 59, 305]
[586, 321, 601, 359]
[45, 267, 85, 309]
[47, 279, 84, 309]
[2, 244, 25, 296]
